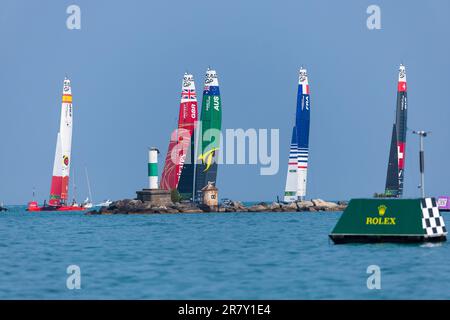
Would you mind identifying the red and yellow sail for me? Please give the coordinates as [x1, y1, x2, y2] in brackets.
[49, 77, 73, 205]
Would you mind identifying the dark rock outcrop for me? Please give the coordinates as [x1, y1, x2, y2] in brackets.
[87, 198, 347, 215]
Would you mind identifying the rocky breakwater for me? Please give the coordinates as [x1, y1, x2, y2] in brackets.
[223, 199, 346, 213]
[87, 199, 346, 215]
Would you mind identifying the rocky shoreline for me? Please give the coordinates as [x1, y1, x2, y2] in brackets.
[87, 199, 347, 215]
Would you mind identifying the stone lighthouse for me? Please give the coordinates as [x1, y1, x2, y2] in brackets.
[200, 181, 219, 212]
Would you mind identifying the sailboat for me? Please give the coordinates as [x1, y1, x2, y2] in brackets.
[27, 77, 86, 212]
[83, 167, 93, 209]
[160, 73, 198, 196]
[160, 68, 222, 202]
[193, 68, 222, 201]
[284, 68, 311, 202]
[384, 64, 408, 198]
[96, 200, 112, 207]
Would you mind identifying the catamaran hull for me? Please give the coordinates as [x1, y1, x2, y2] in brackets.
[27, 207, 87, 212]
[26, 202, 86, 212]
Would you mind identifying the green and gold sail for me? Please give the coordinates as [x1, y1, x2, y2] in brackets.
[193, 68, 222, 200]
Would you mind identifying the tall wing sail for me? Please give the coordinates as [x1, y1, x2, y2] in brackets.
[385, 124, 399, 196]
[296, 68, 311, 199]
[395, 64, 407, 196]
[194, 68, 222, 201]
[59, 78, 73, 203]
[177, 74, 198, 199]
[161, 73, 198, 191]
[49, 133, 63, 206]
[384, 65, 407, 197]
[284, 127, 298, 202]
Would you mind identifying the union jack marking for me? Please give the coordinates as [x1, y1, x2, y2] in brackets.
[182, 89, 196, 100]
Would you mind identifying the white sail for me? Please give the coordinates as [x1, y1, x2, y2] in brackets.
[52, 133, 63, 177]
[59, 77, 73, 201]
[284, 127, 299, 202]
[297, 165, 307, 198]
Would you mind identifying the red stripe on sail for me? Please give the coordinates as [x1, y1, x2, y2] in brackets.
[397, 142, 406, 170]
[303, 85, 309, 95]
[49, 176, 62, 206]
[61, 176, 69, 201]
[398, 82, 407, 92]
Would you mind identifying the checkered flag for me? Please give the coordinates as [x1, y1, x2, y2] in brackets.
[421, 198, 447, 237]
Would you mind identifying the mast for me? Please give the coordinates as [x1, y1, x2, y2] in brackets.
[284, 126, 299, 202]
[59, 77, 73, 204]
[72, 167, 77, 204]
[194, 68, 222, 201]
[384, 64, 407, 197]
[160, 73, 198, 193]
[191, 116, 201, 201]
[295, 67, 311, 200]
[85, 167, 93, 203]
[412, 131, 430, 198]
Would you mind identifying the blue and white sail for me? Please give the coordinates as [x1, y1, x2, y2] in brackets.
[284, 127, 299, 202]
[284, 68, 311, 202]
[296, 68, 310, 199]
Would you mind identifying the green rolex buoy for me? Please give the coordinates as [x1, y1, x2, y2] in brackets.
[329, 198, 447, 244]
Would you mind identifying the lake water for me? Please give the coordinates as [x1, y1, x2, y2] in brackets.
[0, 206, 449, 299]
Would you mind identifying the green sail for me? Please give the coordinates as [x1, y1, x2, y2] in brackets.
[193, 68, 222, 201]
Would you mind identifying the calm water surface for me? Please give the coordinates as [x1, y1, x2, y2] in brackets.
[0, 206, 449, 299]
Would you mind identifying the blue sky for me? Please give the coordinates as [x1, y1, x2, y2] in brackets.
[1, 0, 450, 204]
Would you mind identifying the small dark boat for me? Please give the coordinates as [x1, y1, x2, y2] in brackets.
[437, 196, 450, 212]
